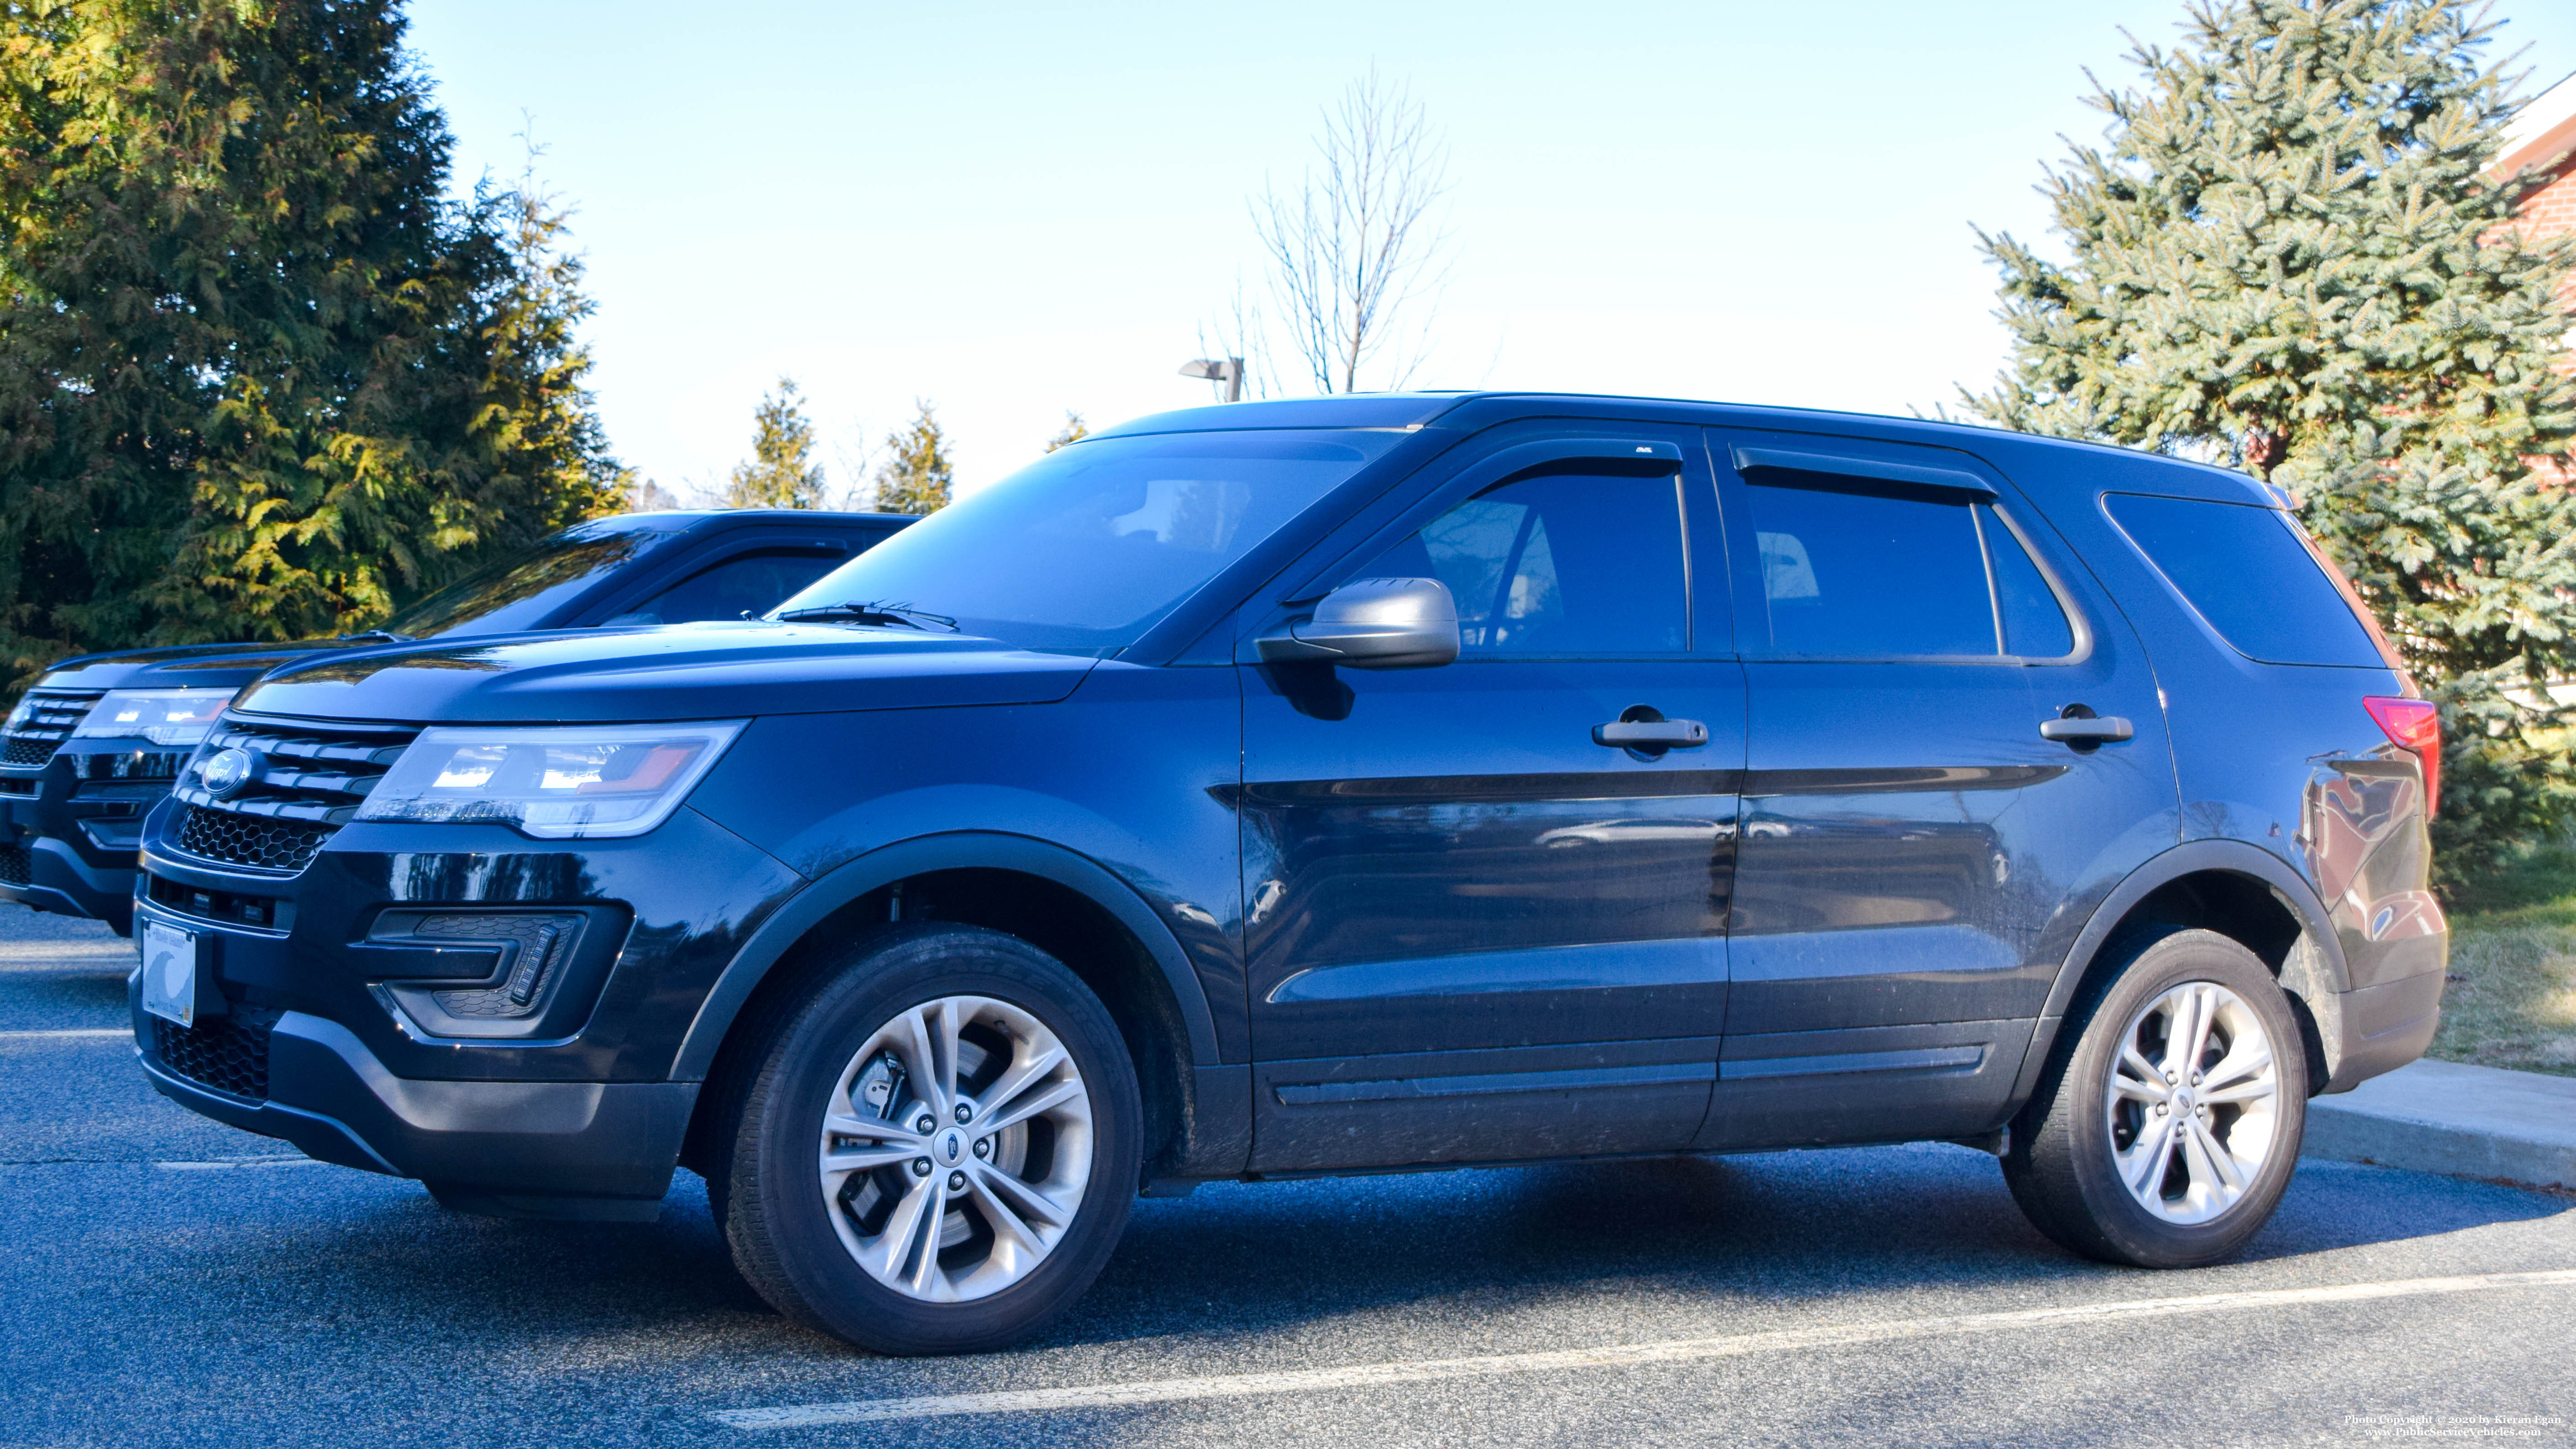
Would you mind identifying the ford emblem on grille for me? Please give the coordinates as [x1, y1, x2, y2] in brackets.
[197, 746, 260, 798]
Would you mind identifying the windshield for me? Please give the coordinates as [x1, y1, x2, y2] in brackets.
[771, 430, 1407, 651]
[382, 517, 690, 638]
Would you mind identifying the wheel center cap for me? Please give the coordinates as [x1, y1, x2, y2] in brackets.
[936, 1128, 966, 1166]
[2173, 1087, 2196, 1112]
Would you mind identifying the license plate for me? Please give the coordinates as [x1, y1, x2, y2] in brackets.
[140, 920, 199, 1027]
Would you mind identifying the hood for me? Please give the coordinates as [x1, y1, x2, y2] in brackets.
[37, 640, 353, 692]
[233, 621, 1099, 724]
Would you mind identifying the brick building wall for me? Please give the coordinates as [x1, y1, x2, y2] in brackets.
[2511, 150, 2576, 374]
[2491, 75, 2576, 484]
[2494, 72, 2576, 349]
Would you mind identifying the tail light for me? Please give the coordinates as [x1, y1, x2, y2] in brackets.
[2364, 697, 2441, 818]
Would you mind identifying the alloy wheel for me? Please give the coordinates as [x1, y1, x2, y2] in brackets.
[816, 994, 1094, 1302]
[2102, 979, 2284, 1225]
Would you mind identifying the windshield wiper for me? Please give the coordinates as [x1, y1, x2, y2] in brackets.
[336, 629, 415, 644]
[774, 600, 959, 632]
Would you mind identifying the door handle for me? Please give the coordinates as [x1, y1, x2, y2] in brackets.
[2039, 714, 2134, 745]
[1593, 719, 1709, 749]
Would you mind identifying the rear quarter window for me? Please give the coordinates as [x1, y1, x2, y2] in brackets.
[2103, 493, 2383, 668]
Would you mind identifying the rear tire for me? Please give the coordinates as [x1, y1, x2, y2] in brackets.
[2003, 928, 2307, 1267]
[717, 923, 1141, 1354]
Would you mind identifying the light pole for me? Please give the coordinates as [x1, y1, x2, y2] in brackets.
[1179, 357, 1245, 403]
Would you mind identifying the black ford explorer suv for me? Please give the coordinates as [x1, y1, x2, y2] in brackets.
[131, 394, 2445, 1356]
[1, 508, 910, 933]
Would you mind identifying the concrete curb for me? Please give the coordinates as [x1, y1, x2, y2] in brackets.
[2301, 1058, 2576, 1192]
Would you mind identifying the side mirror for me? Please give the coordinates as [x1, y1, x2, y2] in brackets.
[1257, 577, 1460, 670]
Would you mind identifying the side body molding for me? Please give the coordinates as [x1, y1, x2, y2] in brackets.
[670, 831, 1226, 1081]
[2012, 838, 2351, 1106]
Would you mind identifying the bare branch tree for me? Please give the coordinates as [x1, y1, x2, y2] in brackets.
[1252, 69, 1454, 394]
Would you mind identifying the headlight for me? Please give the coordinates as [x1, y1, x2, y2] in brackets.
[353, 721, 746, 840]
[71, 688, 238, 747]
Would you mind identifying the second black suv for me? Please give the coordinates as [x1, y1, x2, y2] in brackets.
[1, 508, 909, 931]
[130, 395, 2444, 1355]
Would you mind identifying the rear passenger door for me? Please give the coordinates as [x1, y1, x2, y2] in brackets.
[1699, 429, 2175, 1150]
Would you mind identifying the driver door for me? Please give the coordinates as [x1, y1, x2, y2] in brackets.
[1236, 427, 1744, 1173]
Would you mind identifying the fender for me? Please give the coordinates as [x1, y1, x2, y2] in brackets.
[2011, 837, 2348, 1104]
[669, 830, 1226, 1081]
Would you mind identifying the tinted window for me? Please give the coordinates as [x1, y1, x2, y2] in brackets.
[1980, 506, 2075, 658]
[605, 549, 848, 626]
[2105, 494, 2382, 667]
[1745, 481, 1994, 657]
[774, 430, 1406, 652]
[383, 518, 688, 638]
[1364, 471, 1688, 656]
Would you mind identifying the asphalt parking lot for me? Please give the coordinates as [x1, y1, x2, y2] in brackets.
[4, 912, 2571, 1449]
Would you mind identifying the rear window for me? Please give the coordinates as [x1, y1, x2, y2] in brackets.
[2103, 494, 2383, 667]
[1738, 479, 2075, 659]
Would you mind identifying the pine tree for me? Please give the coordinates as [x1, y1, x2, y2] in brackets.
[0, 0, 624, 688]
[1966, 0, 2576, 880]
[1044, 411, 1090, 453]
[873, 400, 954, 514]
[724, 378, 825, 509]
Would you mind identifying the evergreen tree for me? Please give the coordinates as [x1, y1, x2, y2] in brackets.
[451, 171, 630, 543]
[0, 0, 624, 688]
[873, 399, 954, 514]
[1966, 0, 2576, 879]
[724, 377, 825, 508]
[1044, 411, 1089, 453]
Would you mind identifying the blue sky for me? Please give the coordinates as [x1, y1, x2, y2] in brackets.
[407, 1, 2576, 500]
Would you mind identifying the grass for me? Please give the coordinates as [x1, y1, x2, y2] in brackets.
[2428, 843, 2576, 1078]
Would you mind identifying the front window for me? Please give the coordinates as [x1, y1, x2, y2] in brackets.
[771, 430, 1407, 652]
[381, 516, 694, 639]
[1361, 469, 1690, 656]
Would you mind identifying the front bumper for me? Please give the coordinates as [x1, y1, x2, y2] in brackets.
[0, 827, 141, 932]
[134, 991, 697, 1218]
[0, 749, 180, 933]
[131, 805, 805, 1216]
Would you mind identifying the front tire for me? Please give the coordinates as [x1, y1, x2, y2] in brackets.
[2003, 928, 2307, 1267]
[718, 924, 1142, 1354]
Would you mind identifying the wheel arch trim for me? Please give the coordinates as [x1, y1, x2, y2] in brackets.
[670, 831, 1224, 1081]
[2042, 838, 2348, 1018]
[2013, 838, 2348, 1105]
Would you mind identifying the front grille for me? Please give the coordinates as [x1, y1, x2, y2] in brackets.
[151, 1008, 281, 1100]
[175, 804, 333, 873]
[0, 844, 28, 886]
[1, 738, 56, 767]
[165, 716, 417, 874]
[145, 873, 290, 931]
[0, 691, 102, 769]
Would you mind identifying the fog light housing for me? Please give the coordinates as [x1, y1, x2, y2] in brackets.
[364, 910, 593, 1040]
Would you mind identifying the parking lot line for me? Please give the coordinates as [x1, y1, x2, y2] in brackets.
[0, 1028, 129, 1041]
[710, 1268, 2576, 1430]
